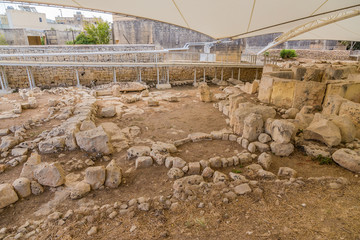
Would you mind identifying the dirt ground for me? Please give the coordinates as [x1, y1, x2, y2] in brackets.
[0, 86, 360, 240]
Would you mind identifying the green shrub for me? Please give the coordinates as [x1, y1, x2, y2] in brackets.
[280, 49, 297, 59]
[0, 34, 8, 45]
[313, 155, 333, 165]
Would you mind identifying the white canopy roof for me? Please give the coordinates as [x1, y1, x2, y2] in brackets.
[9, 0, 360, 41]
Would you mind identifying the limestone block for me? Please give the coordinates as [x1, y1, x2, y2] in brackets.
[34, 162, 65, 187]
[198, 83, 213, 102]
[258, 75, 274, 103]
[292, 81, 326, 109]
[70, 181, 91, 199]
[85, 166, 106, 190]
[12, 177, 31, 198]
[332, 148, 360, 173]
[0, 183, 18, 209]
[270, 79, 296, 108]
[339, 100, 360, 138]
[105, 160, 122, 188]
[269, 119, 296, 144]
[303, 118, 341, 147]
[242, 113, 264, 142]
[135, 156, 153, 169]
[75, 126, 113, 155]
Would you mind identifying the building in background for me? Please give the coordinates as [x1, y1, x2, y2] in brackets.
[55, 12, 100, 30]
[0, 6, 102, 45]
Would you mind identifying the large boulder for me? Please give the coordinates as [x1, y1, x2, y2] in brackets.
[98, 106, 116, 118]
[85, 166, 106, 190]
[304, 118, 341, 147]
[332, 148, 360, 173]
[20, 152, 41, 180]
[270, 142, 294, 156]
[231, 102, 276, 135]
[151, 142, 177, 153]
[127, 146, 151, 160]
[268, 119, 296, 144]
[135, 156, 153, 169]
[242, 113, 263, 142]
[75, 126, 113, 155]
[70, 181, 91, 199]
[0, 136, 18, 152]
[328, 115, 356, 143]
[38, 136, 66, 154]
[198, 83, 213, 102]
[338, 100, 360, 138]
[12, 177, 31, 198]
[105, 160, 122, 188]
[0, 183, 18, 209]
[34, 162, 65, 187]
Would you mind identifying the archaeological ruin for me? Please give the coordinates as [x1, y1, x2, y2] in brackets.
[0, 1, 360, 239]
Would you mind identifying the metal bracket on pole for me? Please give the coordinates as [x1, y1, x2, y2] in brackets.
[26, 67, 33, 89]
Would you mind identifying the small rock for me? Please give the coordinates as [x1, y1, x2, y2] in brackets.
[278, 167, 297, 178]
[234, 183, 252, 195]
[167, 168, 184, 179]
[135, 156, 153, 169]
[85, 166, 106, 190]
[87, 226, 97, 236]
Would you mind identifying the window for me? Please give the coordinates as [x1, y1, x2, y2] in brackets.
[39, 17, 42, 22]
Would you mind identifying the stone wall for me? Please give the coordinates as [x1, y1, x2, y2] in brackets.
[5, 66, 260, 89]
[0, 45, 260, 88]
[0, 44, 156, 54]
[268, 49, 351, 60]
[0, 28, 28, 45]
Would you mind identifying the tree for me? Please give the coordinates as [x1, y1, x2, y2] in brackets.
[72, 32, 96, 45]
[84, 19, 110, 44]
[0, 34, 8, 45]
[69, 19, 111, 45]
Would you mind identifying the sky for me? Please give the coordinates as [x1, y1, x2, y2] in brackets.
[0, 2, 113, 22]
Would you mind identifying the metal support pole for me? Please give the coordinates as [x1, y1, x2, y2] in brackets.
[75, 69, 81, 87]
[113, 67, 116, 83]
[2, 68, 8, 89]
[156, 66, 160, 85]
[231, 69, 234, 79]
[214, 67, 217, 79]
[139, 68, 142, 82]
[256, 68, 258, 80]
[203, 68, 206, 82]
[0, 74, 4, 90]
[194, 68, 196, 85]
[221, 68, 224, 81]
[26, 67, 33, 89]
[30, 67, 35, 87]
[166, 68, 169, 84]
[238, 68, 241, 81]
